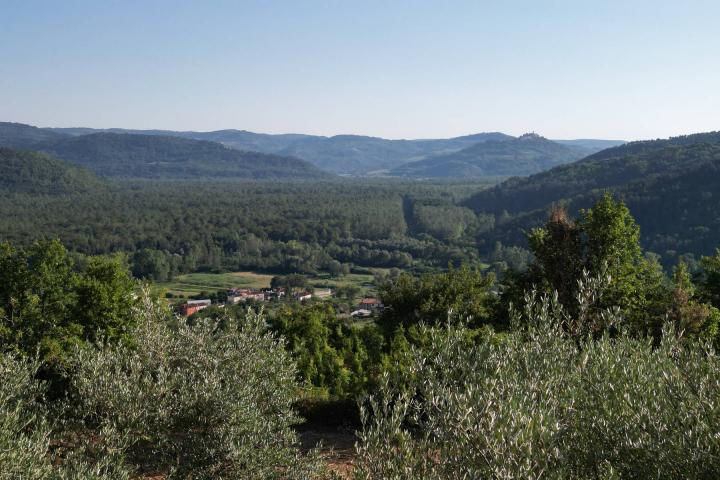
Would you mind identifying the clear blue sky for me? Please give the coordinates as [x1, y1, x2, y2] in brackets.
[1, 0, 718, 140]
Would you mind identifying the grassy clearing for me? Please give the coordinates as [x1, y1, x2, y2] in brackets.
[308, 273, 374, 289]
[153, 269, 387, 301]
[309, 270, 391, 300]
[154, 271, 274, 298]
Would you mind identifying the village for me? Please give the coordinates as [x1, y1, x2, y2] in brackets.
[177, 285, 384, 318]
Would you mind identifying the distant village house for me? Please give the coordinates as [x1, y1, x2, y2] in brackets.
[358, 297, 383, 310]
[227, 288, 265, 304]
[180, 299, 212, 316]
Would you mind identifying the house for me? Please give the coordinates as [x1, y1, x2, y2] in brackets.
[295, 291, 313, 302]
[181, 299, 211, 316]
[359, 297, 383, 310]
[262, 287, 286, 300]
[227, 288, 265, 304]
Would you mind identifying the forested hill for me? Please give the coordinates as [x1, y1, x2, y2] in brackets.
[0, 122, 69, 149]
[554, 138, 626, 150]
[270, 132, 514, 174]
[5, 121, 624, 176]
[464, 131, 720, 215]
[463, 132, 720, 261]
[46, 127, 515, 175]
[389, 133, 585, 178]
[34, 133, 331, 180]
[0, 148, 103, 194]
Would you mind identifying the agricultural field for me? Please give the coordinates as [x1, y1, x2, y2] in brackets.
[153, 271, 274, 298]
[307, 271, 381, 299]
[153, 269, 387, 302]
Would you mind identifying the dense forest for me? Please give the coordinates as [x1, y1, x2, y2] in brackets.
[0, 148, 104, 194]
[38, 133, 328, 180]
[2, 131, 720, 277]
[0, 176, 500, 280]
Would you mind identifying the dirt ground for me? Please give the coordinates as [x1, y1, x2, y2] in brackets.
[298, 426, 358, 477]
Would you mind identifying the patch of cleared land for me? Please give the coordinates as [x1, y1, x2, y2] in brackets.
[153, 269, 389, 301]
[154, 271, 274, 298]
[309, 272, 375, 291]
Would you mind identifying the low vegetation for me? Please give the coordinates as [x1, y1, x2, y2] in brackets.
[356, 308, 720, 479]
[1, 293, 329, 479]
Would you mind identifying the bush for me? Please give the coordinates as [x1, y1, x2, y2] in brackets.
[0, 354, 56, 479]
[355, 296, 720, 479]
[67, 292, 325, 479]
[0, 355, 122, 480]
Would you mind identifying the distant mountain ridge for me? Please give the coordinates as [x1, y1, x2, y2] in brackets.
[38, 123, 624, 175]
[44, 126, 517, 174]
[390, 133, 586, 178]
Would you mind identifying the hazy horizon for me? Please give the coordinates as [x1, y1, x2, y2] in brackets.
[2, 1, 719, 141]
[18, 121, 628, 142]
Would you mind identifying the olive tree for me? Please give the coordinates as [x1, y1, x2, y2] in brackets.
[355, 285, 720, 479]
[0, 354, 124, 480]
[68, 291, 325, 479]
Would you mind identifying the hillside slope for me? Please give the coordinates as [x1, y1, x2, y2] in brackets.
[391, 133, 584, 178]
[37, 133, 331, 180]
[0, 122, 69, 149]
[464, 132, 720, 261]
[464, 132, 720, 215]
[0, 148, 103, 194]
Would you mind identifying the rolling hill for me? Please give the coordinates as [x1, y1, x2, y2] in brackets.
[464, 132, 720, 262]
[0, 122, 69, 149]
[5, 122, 624, 176]
[34, 133, 331, 180]
[45, 127, 515, 174]
[390, 133, 586, 178]
[0, 148, 103, 194]
[271, 132, 515, 174]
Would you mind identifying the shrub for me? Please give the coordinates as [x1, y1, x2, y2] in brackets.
[68, 292, 325, 479]
[0, 355, 122, 480]
[355, 296, 720, 479]
[0, 354, 56, 479]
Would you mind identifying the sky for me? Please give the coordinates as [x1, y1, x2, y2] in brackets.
[1, 0, 719, 140]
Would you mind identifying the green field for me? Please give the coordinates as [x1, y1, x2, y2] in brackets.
[154, 270, 384, 301]
[308, 272, 380, 301]
[154, 271, 274, 298]
[308, 272, 375, 289]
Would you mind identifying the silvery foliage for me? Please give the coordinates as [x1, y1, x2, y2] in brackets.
[354, 272, 720, 479]
[68, 289, 325, 479]
[0, 354, 54, 479]
[0, 355, 123, 480]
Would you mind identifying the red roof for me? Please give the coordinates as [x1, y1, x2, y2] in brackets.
[360, 297, 380, 304]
